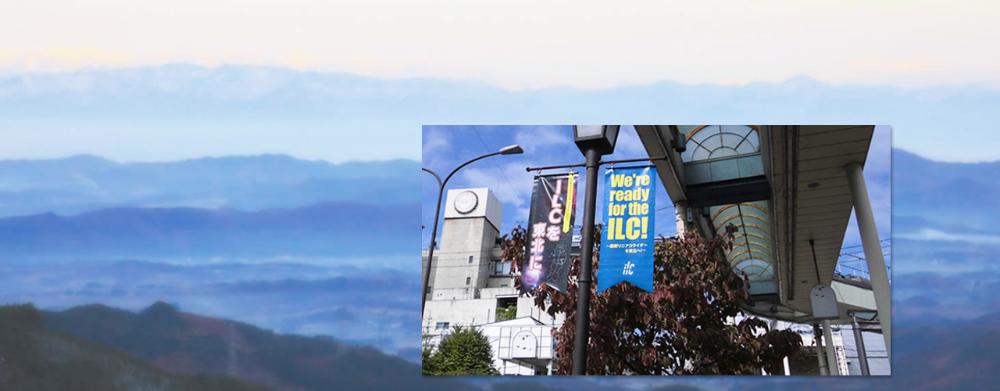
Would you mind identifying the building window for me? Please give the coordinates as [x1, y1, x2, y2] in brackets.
[492, 260, 512, 275]
[468, 255, 474, 264]
[435, 322, 450, 331]
[466, 276, 471, 285]
[496, 297, 518, 321]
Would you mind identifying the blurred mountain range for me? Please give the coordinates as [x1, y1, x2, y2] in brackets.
[0, 201, 417, 262]
[0, 304, 270, 391]
[37, 302, 470, 391]
[1, 62, 998, 388]
[0, 154, 418, 217]
[894, 149, 1000, 234]
[0, 148, 996, 391]
[3, 64, 1000, 163]
[0, 303, 475, 391]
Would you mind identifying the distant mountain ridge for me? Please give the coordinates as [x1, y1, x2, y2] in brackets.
[0, 304, 271, 391]
[4, 64, 1000, 162]
[0, 201, 417, 261]
[0, 154, 419, 217]
[893, 149, 1000, 233]
[37, 302, 470, 391]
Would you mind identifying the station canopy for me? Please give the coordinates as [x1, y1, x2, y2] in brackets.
[680, 125, 776, 296]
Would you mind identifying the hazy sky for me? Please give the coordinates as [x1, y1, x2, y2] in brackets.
[3, 1, 1000, 90]
[1, 1, 998, 164]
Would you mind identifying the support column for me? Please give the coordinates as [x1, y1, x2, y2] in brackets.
[823, 319, 839, 375]
[852, 316, 871, 375]
[845, 163, 891, 359]
[813, 323, 828, 375]
[674, 201, 688, 235]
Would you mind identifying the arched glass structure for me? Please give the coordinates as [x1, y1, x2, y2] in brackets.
[680, 125, 776, 296]
[679, 125, 764, 186]
[682, 125, 760, 161]
[709, 200, 776, 295]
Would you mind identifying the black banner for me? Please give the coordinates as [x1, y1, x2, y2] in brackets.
[521, 172, 578, 293]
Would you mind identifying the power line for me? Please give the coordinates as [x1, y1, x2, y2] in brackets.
[840, 239, 891, 250]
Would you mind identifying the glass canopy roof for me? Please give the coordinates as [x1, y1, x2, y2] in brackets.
[679, 125, 764, 185]
[709, 201, 776, 295]
[679, 125, 777, 296]
[681, 125, 760, 162]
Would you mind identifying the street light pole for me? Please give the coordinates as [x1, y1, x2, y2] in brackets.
[570, 125, 619, 375]
[421, 145, 523, 317]
[572, 146, 600, 375]
[421, 168, 443, 316]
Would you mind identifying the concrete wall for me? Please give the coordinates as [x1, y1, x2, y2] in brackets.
[423, 299, 499, 334]
[433, 217, 498, 291]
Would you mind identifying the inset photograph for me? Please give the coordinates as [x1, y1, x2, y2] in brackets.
[421, 125, 891, 376]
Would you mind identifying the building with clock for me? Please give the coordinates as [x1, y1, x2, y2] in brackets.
[422, 187, 565, 375]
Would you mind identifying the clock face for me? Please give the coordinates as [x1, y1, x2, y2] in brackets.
[511, 330, 537, 358]
[454, 191, 479, 214]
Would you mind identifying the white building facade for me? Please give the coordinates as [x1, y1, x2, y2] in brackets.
[422, 188, 564, 375]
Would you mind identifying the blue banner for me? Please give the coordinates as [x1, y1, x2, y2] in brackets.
[598, 166, 656, 292]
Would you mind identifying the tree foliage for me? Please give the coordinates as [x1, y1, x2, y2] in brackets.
[496, 305, 517, 322]
[503, 225, 802, 375]
[422, 326, 499, 376]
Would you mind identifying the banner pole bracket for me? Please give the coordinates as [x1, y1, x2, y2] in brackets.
[525, 156, 667, 172]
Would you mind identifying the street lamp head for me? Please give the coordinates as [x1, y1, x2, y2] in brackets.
[573, 125, 620, 156]
[499, 144, 524, 155]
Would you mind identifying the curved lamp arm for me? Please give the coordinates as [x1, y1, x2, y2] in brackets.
[442, 151, 500, 188]
[422, 167, 442, 189]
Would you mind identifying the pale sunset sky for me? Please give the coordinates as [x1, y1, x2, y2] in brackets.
[2, 0, 999, 89]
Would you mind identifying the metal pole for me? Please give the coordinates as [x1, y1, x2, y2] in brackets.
[823, 319, 839, 375]
[813, 323, 829, 375]
[525, 156, 667, 172]
[852, 316, 871, 375]
[845, 162, 891, 360]
[421, 168, 443, 316]
[572, 147, 600, 375]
